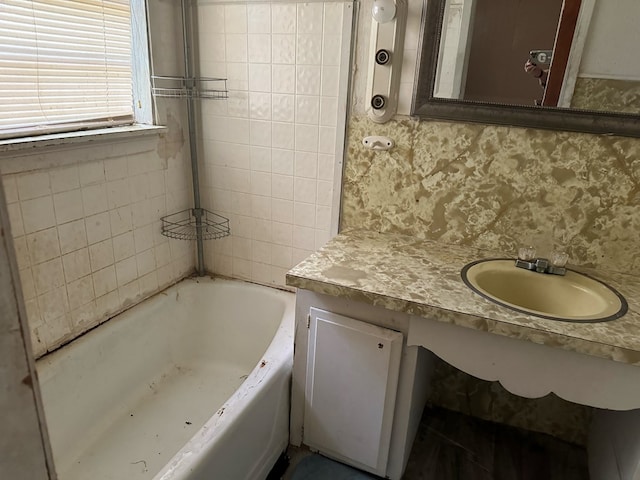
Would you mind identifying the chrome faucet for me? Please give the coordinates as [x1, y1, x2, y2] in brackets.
[515, 247, 568, 276]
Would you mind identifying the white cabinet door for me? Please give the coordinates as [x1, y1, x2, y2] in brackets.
[304, 308, 403, 476]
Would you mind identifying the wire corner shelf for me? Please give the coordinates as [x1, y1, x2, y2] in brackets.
[161, 208, 230, 241]
[151, 75, 228, 100]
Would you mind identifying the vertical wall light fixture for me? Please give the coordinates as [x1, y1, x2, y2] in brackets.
[365, 0, 407, 123]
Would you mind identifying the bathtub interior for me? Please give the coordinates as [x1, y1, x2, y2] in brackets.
[36, 278, 294, 480]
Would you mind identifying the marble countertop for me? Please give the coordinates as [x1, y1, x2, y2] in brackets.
[286, 230, 640, 367]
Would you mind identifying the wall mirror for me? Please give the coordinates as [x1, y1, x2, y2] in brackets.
[411, 0, 640, 138]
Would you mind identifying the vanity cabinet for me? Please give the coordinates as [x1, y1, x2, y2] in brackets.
[291, 290, 435, 480]
[304, 308, 403, 476]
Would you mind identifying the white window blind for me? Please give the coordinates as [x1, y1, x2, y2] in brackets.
[0, 0, 133, 139]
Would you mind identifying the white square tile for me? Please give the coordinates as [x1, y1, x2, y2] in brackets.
[292, 225, 315, 250]
[296, 65, 321, 95]
[251, 240, 271, 265]
[297, 3, 323, 34]
[199, 4, 225, 33]
[251, 172, 272, 197]
[318, 154, 336, 180]
[136, 249, 156, 277]
[248, 34, 271, 63]
[272, 198, 293, 224]
[296, 34, 322, 65]
[22, 196, 56, 234]
[110, 206, 133, 236]
[58, 219, 87, 255]
[251, 261, 272, 284]
[70, 301, 97, 332]
[272, 122, 294, 150]
[321, 66, 340, 96]
[272, 149, 294, 175]
[53, 189, 84, 225]
[89, 239, 114, 272]
[67, 275, 95, 311]
[85, 212, 111, 245]
[38, 287, 69, 324]
[106, 178, 131, 211]
[322, 35, 342, 66]
[272, 174, 294, 200]
[129, 175, 149, 204]
[225, 5, 247, 33]
[79, 161, 105, 186]
[62, 248, 91, 282]
[227, 118, 251, 144]
[251, 196, 272, 220]
[115, 256, 138, 287]
[294, 202, 316, 228]
[272, 94, 295, 122]
[92, 266, 117, 297]
[230, 192, 252, 216]
[272, 4, 297, 34]
[296, 95, 320, 125]
[250, 120, 272, 147]
[232, 236, 252, 260]
[320, 97, 338, 126]
[113, 232, 135, 262]
[154, 242, 171, 267]
[134, 225, 154, 254]
[271, 244, 293, 268]
[26, 227, 60, 265]
[13, 237, 30, 270]
[316, 204, 332, 230]
[319, 126, 337, 154]
[272, 65, 295, 94]
[104, 157, 128, 182]
[95, 289, 120, 318]
[82, 184, 109, 216]
[2, 175, 18, 203]
[230, 168, 251, 193]
[248, 4, 271, 33]
[295, 124, 319, 152]
[249, 64, 272, 92]
[19, 267, 36, 300]
[139, 271, 159, 296]
[7, 202, 24, 237]
[272, 34, 295, 64]
[272, 221, 293, 246]
[131, 199, 152, 228]
[50, 166, 80, 193]
[316, 180, 334, 206]
[270, 266, 288, 288]
[227, 63, 249, 90]
[324, 3, 344, 34]
[118, 278, 140, 305]
[227, 91, 250, 117]
[294, 177, 317, 203]
[17, 172, 51, 200]
[32, 258, 65, 296]
[250, 146, 271, 172]
[295, 152, 318, 178]
[226, 34, 248, 62]
[249, 92, 272, 119]
[232, 257, 252, 280]
[252, 217, 272, 240]
[202, 34, 227, 62]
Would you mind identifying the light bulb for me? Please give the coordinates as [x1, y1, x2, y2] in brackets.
[371, 0, 396, 23]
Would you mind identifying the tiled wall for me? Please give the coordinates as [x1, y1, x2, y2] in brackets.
[1, 133, 194, 358]
[0, 1, 195, 358]
[196, 1, 350, 288]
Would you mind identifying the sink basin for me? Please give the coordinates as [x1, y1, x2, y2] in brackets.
[461, 259, 627, 322]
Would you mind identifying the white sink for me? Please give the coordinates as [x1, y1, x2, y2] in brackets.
[461, 259, 627, 322]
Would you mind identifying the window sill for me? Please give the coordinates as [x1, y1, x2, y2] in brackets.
[0, 124, 167, 155]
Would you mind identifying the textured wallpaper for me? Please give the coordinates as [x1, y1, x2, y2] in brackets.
[571, 77, 640, 114]
[342, 115, 640, 275]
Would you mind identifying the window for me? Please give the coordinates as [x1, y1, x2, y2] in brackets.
[0, 0, 149, 140]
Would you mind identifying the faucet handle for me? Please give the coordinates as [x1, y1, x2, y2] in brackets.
[518, 246, 536, 261]
[550, 250, 569, 267]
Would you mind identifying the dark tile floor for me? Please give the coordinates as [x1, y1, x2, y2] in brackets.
[283, 406, 590, 480]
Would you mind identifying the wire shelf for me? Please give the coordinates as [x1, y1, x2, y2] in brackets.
[151, 76, 228, 99]
[161, 208, 230, 241]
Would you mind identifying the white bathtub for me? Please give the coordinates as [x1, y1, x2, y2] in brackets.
[36, 277, 295, 480]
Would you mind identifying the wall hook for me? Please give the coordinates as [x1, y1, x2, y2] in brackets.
[362, 136, 395, 151]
